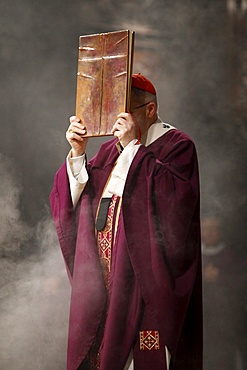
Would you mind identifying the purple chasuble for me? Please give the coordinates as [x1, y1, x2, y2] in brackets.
[50, 129, 203, 370]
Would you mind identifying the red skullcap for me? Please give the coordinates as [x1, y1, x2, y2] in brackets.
[131, 73, 156, 95]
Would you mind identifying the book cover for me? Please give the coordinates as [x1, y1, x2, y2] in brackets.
[75, 30, 135, 137]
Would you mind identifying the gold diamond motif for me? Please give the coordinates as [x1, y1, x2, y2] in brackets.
[140, 330, 160, 350]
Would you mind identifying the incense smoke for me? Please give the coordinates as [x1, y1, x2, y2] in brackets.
[0, 154, 70, 370]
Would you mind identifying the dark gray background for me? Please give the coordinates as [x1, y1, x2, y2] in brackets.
[0, 0, 246, 369]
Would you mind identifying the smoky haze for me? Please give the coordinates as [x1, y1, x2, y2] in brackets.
[0, 155, 70, 369]
[0, 0, 247, 369]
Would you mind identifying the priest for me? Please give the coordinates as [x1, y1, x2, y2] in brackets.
[50, 73, 202, 370]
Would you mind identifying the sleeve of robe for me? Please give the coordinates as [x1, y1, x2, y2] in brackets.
[49, 162, 76, 283]
[123, 130, 200, 277]
[49, 139, 119, 283]
[121, 130, 202, 369]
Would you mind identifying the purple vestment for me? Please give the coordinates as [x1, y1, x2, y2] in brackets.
[50, 129, 202, 370]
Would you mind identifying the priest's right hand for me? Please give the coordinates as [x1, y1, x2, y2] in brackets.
[66, 116, 89, 157]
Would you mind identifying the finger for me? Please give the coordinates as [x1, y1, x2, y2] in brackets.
[67, 129, 85, 138]
[68, 124, 87, 135]
[113, 129, 121, 138]
[69, 116, 81, 124]
[111, 121, 125, 134]
[68, 124, 86, 132]
[111, 119, 121, 133]
[113, 117, 129, 129]
[66, 131, 84, 142]
[117, 112, 129, 120]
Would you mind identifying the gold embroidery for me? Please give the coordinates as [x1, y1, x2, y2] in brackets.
[97, 195, 118, 275]
[140, 331, 160, 350]
[93, 193, 121, 369]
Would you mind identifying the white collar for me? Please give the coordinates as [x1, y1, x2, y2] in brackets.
[141, 117, 176, 146]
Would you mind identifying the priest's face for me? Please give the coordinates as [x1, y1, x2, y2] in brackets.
[130, 99, 149, 120]
[130, 99, 157, 134]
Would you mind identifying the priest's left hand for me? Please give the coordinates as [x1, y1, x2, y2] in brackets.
[112, 112, 138, 147]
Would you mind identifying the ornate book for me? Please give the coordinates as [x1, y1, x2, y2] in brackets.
[75, 30, 135, 137]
